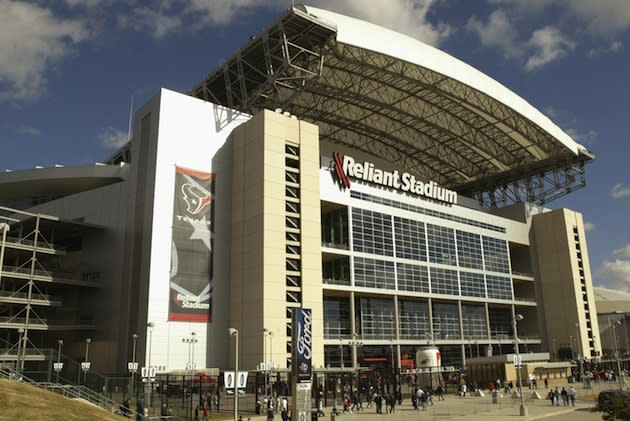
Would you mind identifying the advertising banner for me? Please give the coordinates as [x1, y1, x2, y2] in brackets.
[169, 166, 214, 322]
[292, 308, 312, 383]
[224, 371, 247, 394]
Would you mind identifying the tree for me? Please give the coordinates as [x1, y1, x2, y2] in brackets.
[592, 390, 630, 421]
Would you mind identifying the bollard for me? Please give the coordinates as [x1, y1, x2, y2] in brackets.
[492, 389, 498, 404]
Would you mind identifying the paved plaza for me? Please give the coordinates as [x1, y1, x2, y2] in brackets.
[241, 382, 613, 421]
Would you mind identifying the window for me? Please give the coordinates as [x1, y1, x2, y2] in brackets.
[354, 257, 395, 289]
[398, 300, 430, 339]
[432, 302, 461, 339]
[483, 236, 510, 273]
[456, 230, 483, 269]
[460, 271, 486, 298]
[397, 262, 429, 293]
[461, 304, 487, 339]
[486, 275, 513, 300]
[394, 217, 427, 261]
[324, 297, 351, 339]
[427, 224, 456, 266]
[430, 267, 459, 296]
[352, 208, 394, 256]
[358, 297, 395, 339]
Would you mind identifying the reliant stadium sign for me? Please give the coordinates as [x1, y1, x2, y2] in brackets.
[333, 152, 457, 205]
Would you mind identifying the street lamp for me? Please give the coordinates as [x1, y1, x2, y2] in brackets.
[16, 327, 24, 373]
[182, 332, 198, 372]
[83, 338, 91, 386]
[0, 222, 9, 288]
[130, 333, 138, 397]
[339, 340, 344, 369]
[55, 340, 63, 383]
[513, 314, 527, 417]
[147, 322, 155, 408]
[191, 332, 197, 370]
[575, 323, 583, 381]
[608, 317, 624, 390]
[349, 333, 363, 370]
[263, 328, 273, 397]
[229, 328, 239, 421]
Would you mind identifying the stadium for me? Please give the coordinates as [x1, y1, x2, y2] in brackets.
[0, 3, 601, 406]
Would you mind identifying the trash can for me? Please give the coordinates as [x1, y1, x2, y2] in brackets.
[492, 389, 498, 404]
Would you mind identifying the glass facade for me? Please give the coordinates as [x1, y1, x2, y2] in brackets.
[322, 187, 535, 368]
[358, 297, 395, 339]
[351, 208, 393, 256]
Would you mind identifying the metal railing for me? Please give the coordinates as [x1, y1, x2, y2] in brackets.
[0, 364, 146, 417]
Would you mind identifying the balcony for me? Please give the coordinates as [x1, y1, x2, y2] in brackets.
[323, 278, 350, 286]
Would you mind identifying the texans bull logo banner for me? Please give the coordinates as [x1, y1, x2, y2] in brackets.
[169, 166, 214, 322]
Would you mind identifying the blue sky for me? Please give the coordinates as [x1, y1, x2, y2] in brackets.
[1, 0, 629, 291]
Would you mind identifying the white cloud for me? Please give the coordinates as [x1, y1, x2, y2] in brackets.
[312, 0, 451, 46]
[118, 0, 451, 45]
[119, 0, 285, 39]
[0, 1, 88, 102]
[63, 0, 111, 7]
[490, 0, 630, 35]
[611, 183, 630, 199]
[583, 222, 595, 232]
[18, 126, 41, 136]
[587, 40, 623, 58]
[564, 0, 630, 35]
[597, 244, 630, 292]
[466, 9, 521, 59]
[118, 7, 184, 39]
[99, 127, 129, 149]
[525, 26, 576, 71]
[564, 128, 597, 147]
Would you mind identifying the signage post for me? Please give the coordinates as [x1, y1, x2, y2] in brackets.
[291, 308, 312, 421]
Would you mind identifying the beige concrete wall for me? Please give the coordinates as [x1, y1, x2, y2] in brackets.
[531, 208, 601, 360]
[227, 110, 322, 371]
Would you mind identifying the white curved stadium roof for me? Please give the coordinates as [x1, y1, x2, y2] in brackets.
[190, 4, 593, 208]
[303, 5, 583, 156]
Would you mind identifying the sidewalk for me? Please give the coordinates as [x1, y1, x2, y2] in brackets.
[242, 389, 602, 421]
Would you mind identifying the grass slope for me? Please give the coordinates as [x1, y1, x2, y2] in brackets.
[0, 378, 124, 421]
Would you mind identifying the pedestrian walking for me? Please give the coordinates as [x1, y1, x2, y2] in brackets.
[567, 386, 577, 406]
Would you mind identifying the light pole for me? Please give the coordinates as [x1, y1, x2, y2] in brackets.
[390, 339, 395, 372]
[608, 317, 624, 391]
[513, 314, 527, 417]
[55, 340, 63, 383]
[0, 223, 9, 288]
[147, 322, 154, 408]
[263, 328, 273, 397]
[130, 333, 138, 397]
[83, 338, 91, 386]
[339, 340, 344, 369]
[575, 323, 583, 381]
[191, 332, 197, 370]
[16, 327, 24, 373]
[269, 331, 274, 396]
[348, 333, 363, 394]
[182, 332, 198, 372]
[349, 333, 363, 370]
[229, 328, 239, 421]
